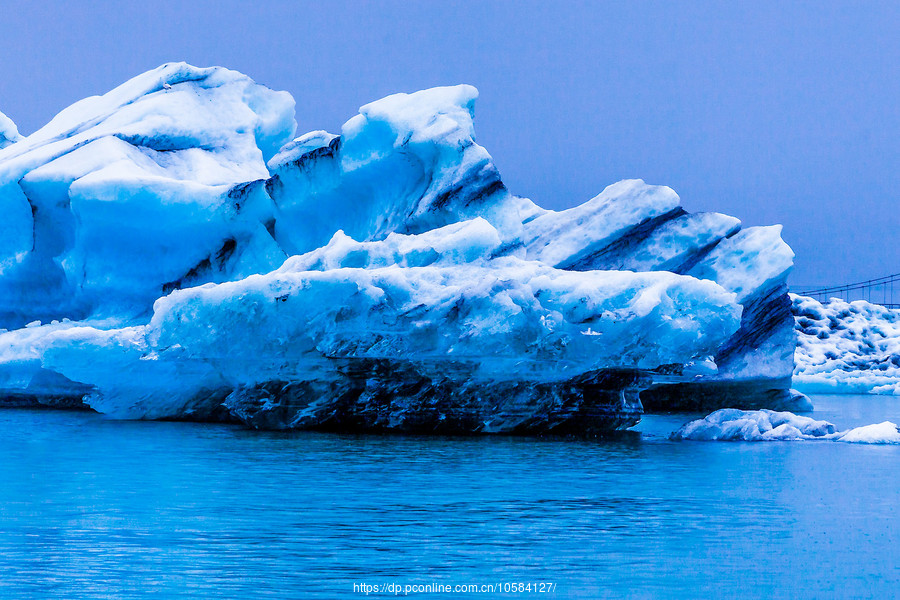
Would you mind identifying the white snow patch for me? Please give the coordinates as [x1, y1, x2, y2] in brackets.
[793, 295, 900, 395]
[0, 110, 23, 149]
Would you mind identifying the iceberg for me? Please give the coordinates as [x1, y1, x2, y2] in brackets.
[268, 85, 796, 413]
[0, 63, 798, 433]
[672, 408, 900, 444]
[793, 295, 900, 395]
[835, 421, 900, 444]
[39, 227, 739, 432]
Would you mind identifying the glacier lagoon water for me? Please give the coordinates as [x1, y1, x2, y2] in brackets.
[1, 394, 897, 599]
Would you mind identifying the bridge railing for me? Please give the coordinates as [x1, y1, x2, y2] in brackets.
[795, 272, 900, 308]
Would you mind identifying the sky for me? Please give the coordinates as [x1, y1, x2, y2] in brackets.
[2, 0, 898, 286]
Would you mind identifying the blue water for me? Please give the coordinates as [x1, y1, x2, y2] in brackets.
[1, 395, 898, 599]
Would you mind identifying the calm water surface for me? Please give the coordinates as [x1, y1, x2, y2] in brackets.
[0, 394, 897, 599]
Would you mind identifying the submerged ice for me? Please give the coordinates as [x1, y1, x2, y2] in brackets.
[0, 63, 798, 433]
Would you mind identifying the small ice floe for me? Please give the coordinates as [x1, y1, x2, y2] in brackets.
[836, 421, 900, 444]
[672, 408, 900, 444]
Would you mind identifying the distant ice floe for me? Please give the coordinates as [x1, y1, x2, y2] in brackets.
[672, 408, 900, 444]
[792, 295, 900, 395]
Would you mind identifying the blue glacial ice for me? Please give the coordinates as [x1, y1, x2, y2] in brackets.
[0, 63, 296, 325]
[0, 63, 798, 433]
[39, 228, 739, 430]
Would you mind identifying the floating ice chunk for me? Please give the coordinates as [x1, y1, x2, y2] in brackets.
[673, 408, 900, 444]
[837, 422, 900, 444]
[671, 408, 837, 441]
[0, 319, 94, 408]
[787, 388, 814, 412]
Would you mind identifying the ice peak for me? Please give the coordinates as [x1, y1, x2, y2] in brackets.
[0, 110, 23, 149]
[353, 84, 480, 146]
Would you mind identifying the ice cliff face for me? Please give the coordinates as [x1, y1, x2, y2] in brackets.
[0, 63, 796, 433]
[793, 295, 900, 395]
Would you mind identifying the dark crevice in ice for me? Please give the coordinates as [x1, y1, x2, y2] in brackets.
[557, 207, 687, 271]
[161, 237, 239, 295]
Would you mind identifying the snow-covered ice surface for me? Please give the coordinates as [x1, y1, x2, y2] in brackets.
[672, 408, 900, 444]
[0, 63, 798, 432]
[0, 110, 23, 149]
[792, 294, 900, 395]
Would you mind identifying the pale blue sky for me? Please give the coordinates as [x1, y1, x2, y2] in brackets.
[2, 0, 898, 285]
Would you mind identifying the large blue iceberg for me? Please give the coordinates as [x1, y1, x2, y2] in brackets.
[0, 63, 796, 433]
